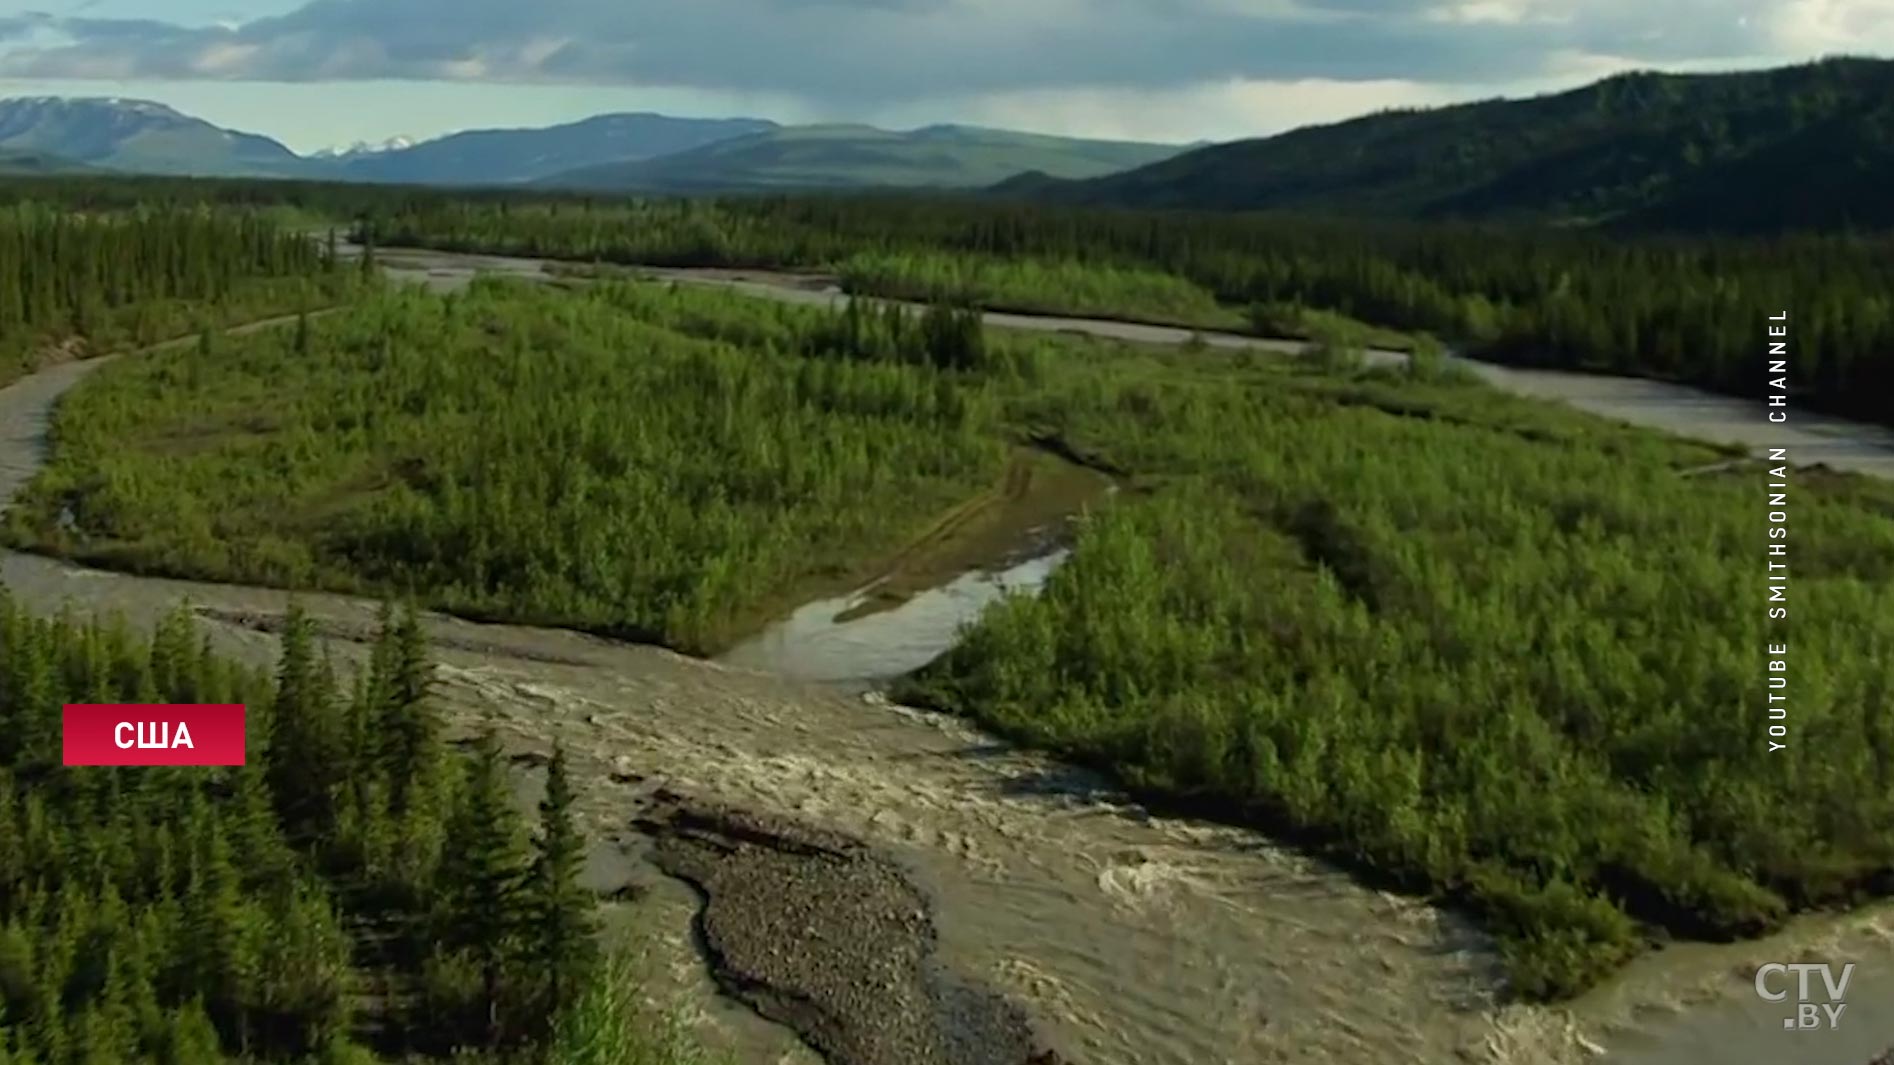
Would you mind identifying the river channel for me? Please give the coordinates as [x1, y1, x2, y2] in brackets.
[1, 245, 1890, 1065]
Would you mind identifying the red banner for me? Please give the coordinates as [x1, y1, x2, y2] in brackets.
[62, 704, 247, 766]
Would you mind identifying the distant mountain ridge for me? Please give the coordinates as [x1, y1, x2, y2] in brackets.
[311, 136, 418, 161]
[0, 96, 308, 178]
[0, 96, 1178, 193]
[536, 122, 1185, 193]
[337, 113, 782, 186]
[1008, 56, 1894, 232]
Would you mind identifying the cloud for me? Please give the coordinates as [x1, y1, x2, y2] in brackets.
[1768, 0, 1894, 54]
[0, 0, 1878, 101]
[906, 76, 1474, 143]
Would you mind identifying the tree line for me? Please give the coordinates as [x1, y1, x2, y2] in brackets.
[361, 194, 1894, 425]
[0, 587, 696, 1063]
[2, 278, 1034, 654]
[0, 204, 346, 388]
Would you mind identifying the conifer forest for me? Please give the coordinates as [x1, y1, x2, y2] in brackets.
[367, 195, 1894, 424]
[0, 205, 350, 388]
[0, 592, 696, 1064]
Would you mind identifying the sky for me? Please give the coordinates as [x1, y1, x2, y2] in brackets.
[0, 0, 1886, 153]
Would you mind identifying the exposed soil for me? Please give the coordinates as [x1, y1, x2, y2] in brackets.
[826, 448, 1112, 626]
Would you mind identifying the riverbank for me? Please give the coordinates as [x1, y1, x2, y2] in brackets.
[366, 243, 1894, 481]
[6, 251, 1894, 1065]
[0, 327, 1557, 1065]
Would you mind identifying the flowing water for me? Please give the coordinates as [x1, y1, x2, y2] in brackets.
[718, 548, 1070, 684]
[4, 247, 1892, 1065]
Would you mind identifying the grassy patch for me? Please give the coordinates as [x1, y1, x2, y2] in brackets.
[4, 279, 1043, 654]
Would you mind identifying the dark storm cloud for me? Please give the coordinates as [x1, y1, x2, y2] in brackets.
[0, 0, 1787, 96]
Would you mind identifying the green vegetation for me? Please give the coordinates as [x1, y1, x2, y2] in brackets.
[837, 251, 1242, 330]
[11, 264, 1894, 1000]
[537, 123, 1183, 193]
[1245, 301, 1421, 353]
[0, 205, 350, 387]
[0, 590, 705, 1062]
[897, 343, 1894, 999]
[365, 194, 1894, 426]
[1024, 56, 1894, 232]
[2, 279, 1039, 653]
[7, 174, 1894, 1007]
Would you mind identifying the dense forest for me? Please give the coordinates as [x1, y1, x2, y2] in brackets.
[3, 167, 1889, 424]
[0, 588, 701, 1063]
[3, 278, 1027, 653]
[360, 195, 1894, 426]
[0, 175, 556, 219]
[898, 338, 1894, 998]
[12, 267, 1894, 999]
[1016, 57, 1894, 232]
[0, 204, 349, 388]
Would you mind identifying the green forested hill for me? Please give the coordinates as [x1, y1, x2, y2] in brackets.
[1020, 57, 1894, 232]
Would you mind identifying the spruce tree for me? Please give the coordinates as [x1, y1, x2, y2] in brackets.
[161, 999, 223, 1065]
[438, 728, 528, 1046]
[525, 744, 597, 1028]
[265, 607, 344, 842]
[383, 604, 439, 814]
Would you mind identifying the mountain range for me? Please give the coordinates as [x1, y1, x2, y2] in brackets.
[338, 113, 783, 186]
[1010, 56, 1894, 232]
[0, 96, 1181, 192]
[4, 57, 1890, 234]
[0, 96, 308, 178]
[535, 123, 1183, 193]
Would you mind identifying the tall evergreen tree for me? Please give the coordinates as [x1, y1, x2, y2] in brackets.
[437, 728, 528, 1046]
[525, 744, 597, 1029]
[383, 605, 439, 814]
[265, 607, 344, 841]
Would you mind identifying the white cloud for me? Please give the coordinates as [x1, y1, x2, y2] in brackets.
[1425, 1, 1550, 26]
[913, 76, 1471, 143]
[1767, 0, 1894, 53]
[188, 40, 258, 74]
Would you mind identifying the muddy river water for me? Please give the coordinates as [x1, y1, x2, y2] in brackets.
[2, 247, 1891, 1065]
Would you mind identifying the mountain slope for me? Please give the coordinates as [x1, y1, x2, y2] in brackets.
[0, 146, 89, 175]
[0, 96, 308, 178]
[537, 123, 1183, 193]
[1018, 57, 1894, 231]
[341, 113, 780, 186]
